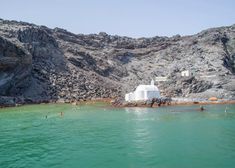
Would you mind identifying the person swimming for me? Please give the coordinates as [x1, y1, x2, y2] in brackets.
[200, 106, 204, 111]
[225, 106, 228, 113]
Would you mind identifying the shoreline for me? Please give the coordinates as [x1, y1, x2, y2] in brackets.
[117, 101, 235, 108]
[0, 98, 114, 108]
[1, 97, 235, 109]
[169, 100, 235, 106]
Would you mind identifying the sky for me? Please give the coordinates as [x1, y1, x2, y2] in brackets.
[0, 0, 235, 37]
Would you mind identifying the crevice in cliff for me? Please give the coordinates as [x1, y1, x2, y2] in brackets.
[221, 34, 235, 74]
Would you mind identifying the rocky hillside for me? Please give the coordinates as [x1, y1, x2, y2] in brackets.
[0, 19, 235, 105]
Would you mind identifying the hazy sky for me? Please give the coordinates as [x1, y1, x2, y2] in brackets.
[1, 0, 235, 37]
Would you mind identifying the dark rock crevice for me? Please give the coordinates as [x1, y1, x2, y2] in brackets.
[220, 33, 235, 74]
[0, 36, 32, 96]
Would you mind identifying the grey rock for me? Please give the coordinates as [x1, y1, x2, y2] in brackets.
[0, 96, 16, 107]
[0, 36, 32, 96]
[0, 19, 235, 106]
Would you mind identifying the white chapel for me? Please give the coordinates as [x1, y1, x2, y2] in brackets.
[125, 79, 161, 102]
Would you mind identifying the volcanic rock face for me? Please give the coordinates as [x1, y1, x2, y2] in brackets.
[0, 19, 235, 105]
[0, 36, 31, 96]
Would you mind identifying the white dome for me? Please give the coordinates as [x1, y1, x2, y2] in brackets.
[135, 85, 159, 92]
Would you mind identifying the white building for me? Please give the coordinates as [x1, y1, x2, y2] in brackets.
[155, 76, 168, 82]
[181, 70, 195, 77]
[125, 80, 161, 102]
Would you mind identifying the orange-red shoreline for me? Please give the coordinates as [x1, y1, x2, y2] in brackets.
[111, 100, 235, 108]
[1, 98, 235, 109]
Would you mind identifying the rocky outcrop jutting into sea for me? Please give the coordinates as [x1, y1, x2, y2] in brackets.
[0, 18, 235, 106]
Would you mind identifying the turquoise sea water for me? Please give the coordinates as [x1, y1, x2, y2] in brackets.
[0, 103, 235, 168]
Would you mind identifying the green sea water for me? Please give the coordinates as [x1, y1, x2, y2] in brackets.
[0, 103, 235, 168]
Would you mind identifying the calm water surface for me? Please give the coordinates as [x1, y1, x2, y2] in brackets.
[0, 104, 235, 168]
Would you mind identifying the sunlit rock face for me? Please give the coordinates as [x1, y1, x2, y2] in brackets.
[0, 18, 235, 105]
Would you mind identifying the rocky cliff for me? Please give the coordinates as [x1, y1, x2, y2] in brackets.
[0, 19, 235, 105]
